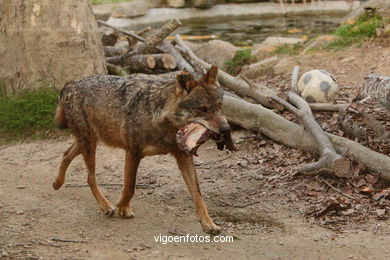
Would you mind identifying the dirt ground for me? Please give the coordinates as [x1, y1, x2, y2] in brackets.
[2, 42, 390, 260]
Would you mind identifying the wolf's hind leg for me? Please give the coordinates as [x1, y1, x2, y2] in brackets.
[116, 150, 141, 218]
[81, 138, 116, 216]
[53, 140, 81, 190]
[173, 151, 221, 235]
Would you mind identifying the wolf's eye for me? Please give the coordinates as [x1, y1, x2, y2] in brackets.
[198, 106, 209, 113]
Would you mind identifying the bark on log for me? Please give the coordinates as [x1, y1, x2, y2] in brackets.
[272, 92, 350, 176]
[146, 19, 181, 47]
[360, 74, 390, 110]
[128, 54, 156, 72]
[339, 96, 390, 155]
[223, 95, 390, 180]
[104, 46, 127, 57]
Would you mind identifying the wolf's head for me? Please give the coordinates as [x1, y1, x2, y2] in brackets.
[168, 66, 231, 136]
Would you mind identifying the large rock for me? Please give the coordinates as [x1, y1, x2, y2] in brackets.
[193, 40, 239, 69]
[347, 0, 390, 20]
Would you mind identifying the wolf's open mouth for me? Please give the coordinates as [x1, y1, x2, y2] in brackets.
[175, 123, 237, 156]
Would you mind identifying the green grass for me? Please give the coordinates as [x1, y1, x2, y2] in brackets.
[327, 13, 385, 50]
[225, 49, 252, 76]
[0, 87, 60, 143]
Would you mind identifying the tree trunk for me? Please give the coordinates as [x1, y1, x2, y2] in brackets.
[0, 0, 107, 94]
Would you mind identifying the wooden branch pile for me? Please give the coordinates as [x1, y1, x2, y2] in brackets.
[99, 19, 390, 181]
[98, 19, 179, 75]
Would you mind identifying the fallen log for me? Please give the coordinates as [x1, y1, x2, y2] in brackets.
[146, 18, 181, 47]
[171, 34, 390, 180]
[339, 96, 390, 155]
[125, 54, 177, 74]
[360, 74, 390, 109]
[174, 35, 347, 112]
[270, 66, 350, 177]
[126, 54, 156, 73]
[223, 95, 390, 180]
[104, 46, 127, 57]
[154, 53, 177, 70]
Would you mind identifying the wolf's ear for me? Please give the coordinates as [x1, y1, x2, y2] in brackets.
[202, 65, 218, 84]
[176, 72, 197, 95]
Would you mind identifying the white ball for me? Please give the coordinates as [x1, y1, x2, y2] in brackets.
[297, 70, 338, 103]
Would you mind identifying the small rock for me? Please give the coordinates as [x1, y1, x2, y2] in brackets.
[15, 210, 24, 215]
[340, 56, 356, 64]
[241, 56, 278, 79]
[17, 186, 26, 189]
[118, 1, 149, 18]
[303, 35, 338, 54]
[262, 36, 304, 47]
[1, 251, 9, 258]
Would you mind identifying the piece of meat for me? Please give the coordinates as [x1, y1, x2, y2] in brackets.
[176, 123, 211, 156]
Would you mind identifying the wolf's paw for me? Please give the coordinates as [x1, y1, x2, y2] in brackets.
[102, 206, 116, 217]
[117, 206, 134, 218]
[52, 180, 63, 190]
[202, 222, 221, 236]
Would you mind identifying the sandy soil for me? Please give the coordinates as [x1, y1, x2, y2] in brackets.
[2, 42, 390, 260]
[1, 135, 390, 260]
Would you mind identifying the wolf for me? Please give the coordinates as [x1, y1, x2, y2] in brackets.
[53, 66, 235, 235]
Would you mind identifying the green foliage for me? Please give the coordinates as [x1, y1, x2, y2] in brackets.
[225, 49, 252, 76]
[0, 87, 59, 143]
[272, 44, 302, 56]
[327, 13, 384, 50]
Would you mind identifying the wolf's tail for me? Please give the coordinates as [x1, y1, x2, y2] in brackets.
[54, 88, 68, 129]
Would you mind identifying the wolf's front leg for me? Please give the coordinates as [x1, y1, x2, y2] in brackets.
[116, 150, 141, 218]
[173, 151, 221, 235]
